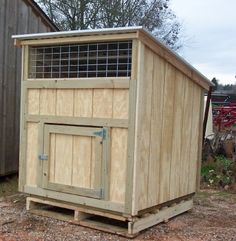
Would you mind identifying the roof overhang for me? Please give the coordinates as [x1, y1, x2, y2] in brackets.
[12, 26, 213, 90]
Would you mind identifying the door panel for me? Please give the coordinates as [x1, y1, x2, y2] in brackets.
[41, 124, 106, 199]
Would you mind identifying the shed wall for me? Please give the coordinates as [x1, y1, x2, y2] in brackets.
[25, 87, 129, 204]
[133, 42, 204, 212]
[0, 0, 55, 175]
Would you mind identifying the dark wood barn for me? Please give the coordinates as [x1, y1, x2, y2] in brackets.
[0, 0, 58, 176]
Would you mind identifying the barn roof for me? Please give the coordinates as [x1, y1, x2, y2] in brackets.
[22, 0, 59, 31]
[12, 26, 213, 89]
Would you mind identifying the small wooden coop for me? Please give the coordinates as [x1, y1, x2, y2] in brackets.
[13, 27, 212, 237]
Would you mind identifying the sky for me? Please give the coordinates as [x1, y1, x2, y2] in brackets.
[170, 0, 236, 85]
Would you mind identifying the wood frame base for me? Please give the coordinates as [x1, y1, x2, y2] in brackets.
[26, 196, 193, 238]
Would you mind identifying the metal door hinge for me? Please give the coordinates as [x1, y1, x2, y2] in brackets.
[38, 154, 48, 161]
[94, 129, 106, 139]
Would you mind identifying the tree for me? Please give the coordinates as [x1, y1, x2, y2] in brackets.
[36, 0, 182, 50]
[212, 77, 219, 91]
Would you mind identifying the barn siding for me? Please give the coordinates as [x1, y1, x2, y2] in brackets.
[0, 0, 56, 176]
[133, 43, 204, 212]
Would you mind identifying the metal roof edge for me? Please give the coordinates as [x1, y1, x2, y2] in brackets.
[12, 26, 143, 40]
[12, 25, 212, 88]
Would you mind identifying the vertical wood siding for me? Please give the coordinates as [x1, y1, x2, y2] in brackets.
[134, 44, 204, 212]
[0, 0, 55, 175]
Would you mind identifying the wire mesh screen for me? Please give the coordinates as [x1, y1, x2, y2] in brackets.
[28, 41, 132, 78]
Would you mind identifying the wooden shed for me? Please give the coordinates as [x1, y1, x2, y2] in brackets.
[0, 0, 57, 176]
[13, 27, 212, 236]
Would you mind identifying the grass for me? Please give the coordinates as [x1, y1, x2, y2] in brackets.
[0, 174, 18, 197]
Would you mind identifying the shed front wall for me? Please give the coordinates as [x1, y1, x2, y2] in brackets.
[0, 0, 54, 176]
[19, 36, 134, 214]
[132, 42, 204, 213]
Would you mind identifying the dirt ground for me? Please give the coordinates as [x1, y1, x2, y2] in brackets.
[0, 177, 236, 241]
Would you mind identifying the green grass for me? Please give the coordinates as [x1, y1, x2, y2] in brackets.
[0, 174, 18, 197]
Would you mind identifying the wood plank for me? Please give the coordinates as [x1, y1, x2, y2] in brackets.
[131, 199, 193, 234]
[25, 78, 130, 89]
[26, 115, 128, 128]
[136, 46, 153, 210]
[49, 133, 56, 183]
[169, 71, 185, 200]
[110, 128, 128, 203]
[179, 78, 194, 196]
[159, 63, 176, 203]
[72, 136, 92, 188]
[188, 86, 202, 193]
[28, 89, 40, 115]
[93, 89, 113, 118]
[27, 196, 126, 221]
[112, 89, 129, 119]
[26, 123, 39, 186]
[74, 89, 93, 117]
[56, 89, 74, 116]
[39, 89, 56, 115]
[24, 185, 124, 213]
[54, 134, 73, 185]
[147, 55, 165, 207]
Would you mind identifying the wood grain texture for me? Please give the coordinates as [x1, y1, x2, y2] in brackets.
[26, 123, 39, 186]
[0, 0, 56, 176]
[188, 85, 202, 193]
[169, 71, 185, 200]
[74, 89, 93, 117]
[28, 89, 40, 115]
[179, 77, 194, 196]
[54, 134, 73, 185]
[56, 89, 74, 116]
[158, 63, 176, 203]
[72, 136, 92, 188]
[113, 90, 129, 119]
[136, 46, 153, 210]
[110, 128, 128, 203]
[147, 55, 165, 207]
[39, 89, 56, 115]
[93, 89, 113, 118]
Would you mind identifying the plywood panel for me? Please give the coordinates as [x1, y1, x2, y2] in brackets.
[110, 128, 128, 203]
[72, 136, 92, 188]
[179, 78, 194, 196]
[26, 123, 38, 186]
[113, 89, 129, 119]
[28, 89, 40, 114]
[136, 46, 153, 210]
[56, 89, 74, 116]
[54, 134, 73, 185]
[74, 89, 93, 117]
[93, 89, 113, 118]
[40, 89, 56, 115]
[147, 55, 165, 207]
[169, 72, 185, 200]
[158, 63, 176, 203]
[188, 86, 202, 193]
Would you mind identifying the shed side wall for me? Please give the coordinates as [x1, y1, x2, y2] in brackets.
[0, 0, 54, 176]
[133, 43, 204, 212]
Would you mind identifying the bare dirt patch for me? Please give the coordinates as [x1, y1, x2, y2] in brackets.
[0, 189, 236, 241]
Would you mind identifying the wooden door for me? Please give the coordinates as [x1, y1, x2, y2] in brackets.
[40, 124, 108, 199]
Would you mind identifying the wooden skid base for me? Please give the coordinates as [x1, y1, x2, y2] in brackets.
[26, 196, 193, 238]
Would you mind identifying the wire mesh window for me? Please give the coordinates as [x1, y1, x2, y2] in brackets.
[28, 41, 132, 78]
